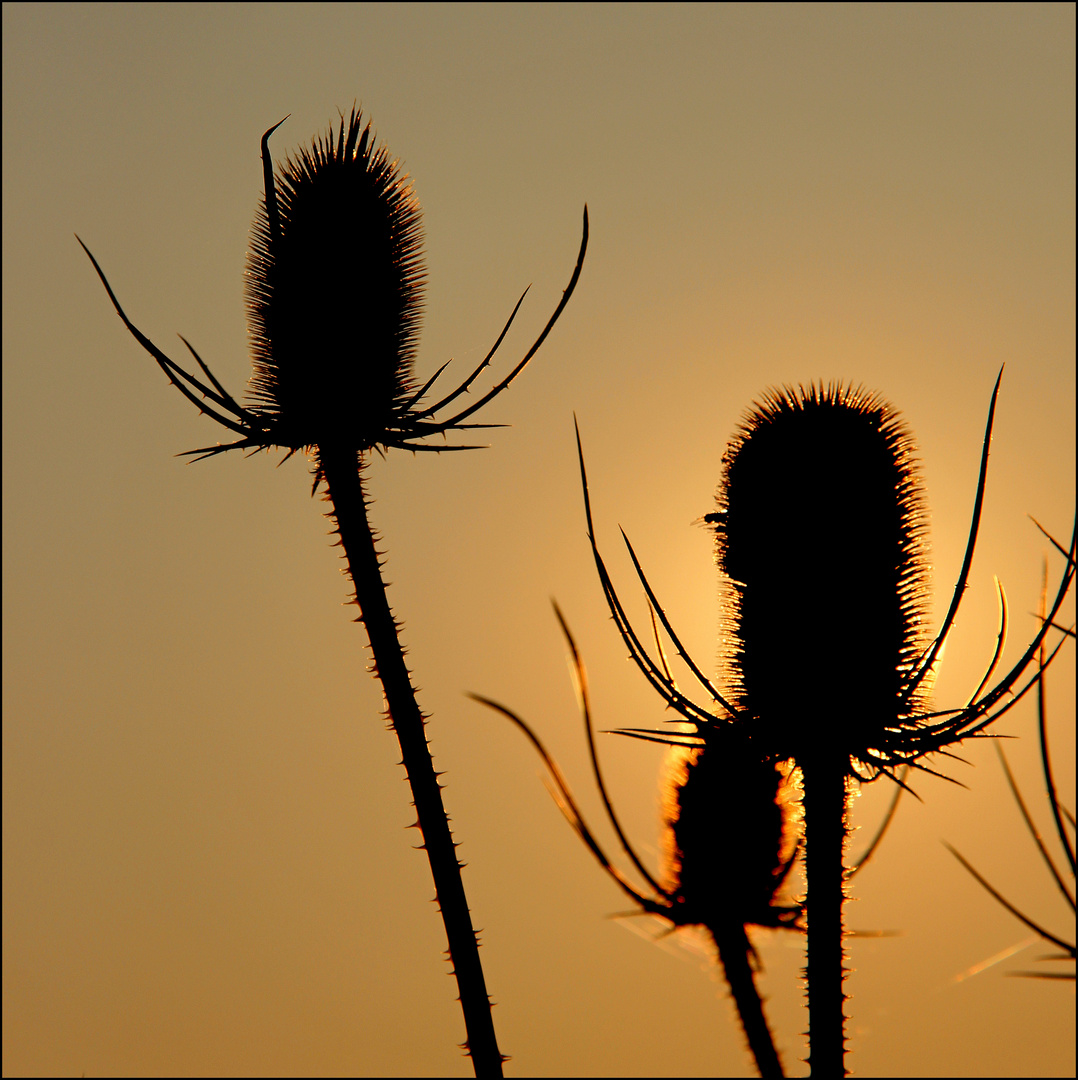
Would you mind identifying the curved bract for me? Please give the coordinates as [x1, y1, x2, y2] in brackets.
[946, 563, 1076, 981]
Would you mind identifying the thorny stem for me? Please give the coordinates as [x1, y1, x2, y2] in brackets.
[802, 756, 850, 1078]
[319, 443, 504, 1077]
[711, 924, 785, 1078]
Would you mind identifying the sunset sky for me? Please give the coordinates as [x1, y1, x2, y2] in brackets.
[4, 4, 1074, 1076]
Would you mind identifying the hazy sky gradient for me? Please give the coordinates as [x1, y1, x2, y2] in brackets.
[4, 4, 1075, 1076]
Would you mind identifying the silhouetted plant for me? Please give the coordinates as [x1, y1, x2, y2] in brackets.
[475, 604, 802, 1078]
[477, 431, 910, 1078]
[570, 375, 1074, 1076]
[78, 107, 587, 1077]
[946, 552, 1076, 981]
[716, 383, 931, 1078]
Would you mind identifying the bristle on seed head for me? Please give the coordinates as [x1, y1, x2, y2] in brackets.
[712, 385, 930, 771]
[245, 106, 425, 451]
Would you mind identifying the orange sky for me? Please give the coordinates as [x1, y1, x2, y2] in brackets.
[4, 4, 1074, 1076]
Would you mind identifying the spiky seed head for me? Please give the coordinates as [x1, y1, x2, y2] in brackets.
[712, 385, 929, 770]
[245, 107, 425, 452]
[662, 738, 802, 931]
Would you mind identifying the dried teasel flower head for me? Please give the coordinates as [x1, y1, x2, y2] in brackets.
[661, 740, 803, 931]
[710, 385, 930, 772]
[245, 107, 425, 451]
[581, 371, 1071, 785]
[77, 109, 587, 467]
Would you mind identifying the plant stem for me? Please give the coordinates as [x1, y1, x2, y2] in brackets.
[802, 755, 849, 1078]
[712, 923, 785, 1078]
[320, 443, 504, 1078]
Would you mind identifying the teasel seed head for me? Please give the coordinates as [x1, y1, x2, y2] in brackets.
[245, 107, 424, 452]
[712, 385, 930, 772]
[662, 738, 803, 931]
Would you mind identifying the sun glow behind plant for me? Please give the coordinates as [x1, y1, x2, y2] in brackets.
[5, 5, 1075, 1077]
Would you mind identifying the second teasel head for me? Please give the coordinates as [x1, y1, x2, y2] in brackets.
[245, 107, 425, 452]
[661, 737, 803, 932]
[710, 385, 930, 771]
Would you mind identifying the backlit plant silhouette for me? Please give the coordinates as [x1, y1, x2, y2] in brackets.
[482, 376, 1073, 1077]
[946, 551, 1076, 981]
[477, 602, 905, 1077]
[581, 376, 1073, 1076]
[475, 603, 804, 1078]
[78, 107, 587, 1077]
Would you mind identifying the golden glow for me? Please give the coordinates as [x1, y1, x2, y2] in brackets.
[4, 4, 1073, 1077]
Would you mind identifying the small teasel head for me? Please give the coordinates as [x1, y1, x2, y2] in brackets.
[661, 734, 803, 931]
[711, 385, 930, 771]
[245, 107, 424, 452]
